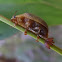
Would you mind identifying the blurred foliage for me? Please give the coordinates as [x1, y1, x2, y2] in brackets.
[0, 0, 62, 39]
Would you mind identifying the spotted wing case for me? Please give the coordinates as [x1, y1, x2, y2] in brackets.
[16, 13, 48, 29]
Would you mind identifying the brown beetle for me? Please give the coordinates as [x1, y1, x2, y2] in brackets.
[11, 13, 54, 49]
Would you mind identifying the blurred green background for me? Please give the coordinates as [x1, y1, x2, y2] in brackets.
[0, 0, 62, 62]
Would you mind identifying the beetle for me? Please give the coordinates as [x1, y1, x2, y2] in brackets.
[11, 13, 54, 49]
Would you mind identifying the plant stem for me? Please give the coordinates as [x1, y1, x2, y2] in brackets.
[0, 15, 62, 55]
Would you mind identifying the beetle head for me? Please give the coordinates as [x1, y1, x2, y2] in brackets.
[11, 11, 18, 22]
[11, 11, 17, 19]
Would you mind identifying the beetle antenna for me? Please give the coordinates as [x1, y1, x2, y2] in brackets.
[12, 11, 17, 18]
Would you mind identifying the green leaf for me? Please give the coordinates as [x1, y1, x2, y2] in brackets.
[0, 0, 62, 39]
[43, 0, 62, 9]
[0, 3, 62, 25]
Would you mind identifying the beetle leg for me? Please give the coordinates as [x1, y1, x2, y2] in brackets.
[24, 29, 27, 35]
[39, 35, 54, 49]
[36, 35, 40, 42]
[14, 20, 18, 26]
[45, 42, 50, 49]
[45, 38, 54, 49]
[24, 24, 28, 35]
[11, 18, 18, 26]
